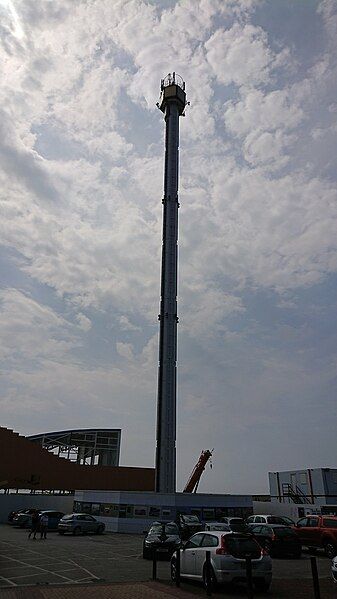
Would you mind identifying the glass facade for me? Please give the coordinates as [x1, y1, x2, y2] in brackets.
[73, 501, 252, 520]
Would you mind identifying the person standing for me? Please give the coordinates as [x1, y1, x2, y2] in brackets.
[28, 510, 40, 540]
[39, 512, 48, 539]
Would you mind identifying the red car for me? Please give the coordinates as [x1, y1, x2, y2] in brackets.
[295, 515, 337, 558]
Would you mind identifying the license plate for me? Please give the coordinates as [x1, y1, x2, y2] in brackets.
[157, 548, 169, 553]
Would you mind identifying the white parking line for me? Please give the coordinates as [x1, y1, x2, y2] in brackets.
[68, 559, 99, 580]
[0, 576, 16, 586]
[1, 556, 76, 583]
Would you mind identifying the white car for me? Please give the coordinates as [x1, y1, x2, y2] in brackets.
[171, 531, 272, 592]
[332, 556, 337, 583]
[247, 515, 295, 526]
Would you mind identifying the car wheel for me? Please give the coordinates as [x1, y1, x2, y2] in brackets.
[73, 526, 82, 536]
[255, 579, 271, 592]
[97, 526, 104, 535]
[171, 559, 177, 582]
[203, 564, 217, 591]
[324, 542, 337, 559]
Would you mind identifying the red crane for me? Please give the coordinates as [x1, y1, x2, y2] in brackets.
[183, 449, 213, 493]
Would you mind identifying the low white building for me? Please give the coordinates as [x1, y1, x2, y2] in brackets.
[73, 490, 253, 533]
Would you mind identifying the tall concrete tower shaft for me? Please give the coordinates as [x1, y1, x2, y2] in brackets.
[156, 73, 186, 493]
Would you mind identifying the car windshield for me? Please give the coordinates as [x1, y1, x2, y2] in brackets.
[149, 524, 178, 535]
[62, 514, 75, 521]
[181, 515, 199, 523]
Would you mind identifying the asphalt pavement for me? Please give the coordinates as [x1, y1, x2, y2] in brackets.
[0, 524, 334, 597]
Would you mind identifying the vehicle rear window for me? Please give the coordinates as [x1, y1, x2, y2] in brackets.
[274, 527, 297, 538]
[226, 536, 261, 559]
[267, 517, 286, 524]
[323, 519, 337, 528]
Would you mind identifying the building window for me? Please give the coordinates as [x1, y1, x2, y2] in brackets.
[149, 507, 161, 518]
[300, 473, 308, 485]
[202, 508, 215, 520]
[82, 503, 92, 514]
[134, 506, 148, 517]
[91, 503, 100, 516]
[100, 503, 119, 517]
[161, 508, 172, 519]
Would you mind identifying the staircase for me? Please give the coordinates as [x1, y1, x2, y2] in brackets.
[282, 483, 312, 504]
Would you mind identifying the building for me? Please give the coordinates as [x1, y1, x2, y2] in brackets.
[73, 489, 253, 533]
[28, 428, 121, 467]
[267, 468, 337, 518]
[0, 427, 154, 494]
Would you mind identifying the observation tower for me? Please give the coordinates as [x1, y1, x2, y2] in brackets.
[155, 73, 187, 493]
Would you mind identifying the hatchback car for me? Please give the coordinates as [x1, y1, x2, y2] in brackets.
[143, 521, 181, 559]
[247, 515, 295, 526]
[171, 531, 272, 592]
[247, 524, 302, 558]
[58, 513, 105, 535]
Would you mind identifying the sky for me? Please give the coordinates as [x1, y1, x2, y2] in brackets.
[0, 0, 336, 494]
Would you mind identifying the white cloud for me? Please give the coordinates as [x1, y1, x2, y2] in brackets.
[205, 23, 275, 87]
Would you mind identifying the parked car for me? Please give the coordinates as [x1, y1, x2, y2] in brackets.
[220, 517, 248, 532]
[12, 509, 43, 528]
[247, 515, 295, 526]
[58, 513, 105, 535]
[143, 521, 181, 559]
[247, 523, 302, 558]
[204, 522, 231, 532]
[12, 509, 64, 529]
[332, 555, 337, 582]
[170, 531, 272, 592]
[295, 515, 337, 558]
[8, 508, 38, 524]
[176, 513, 203, 540]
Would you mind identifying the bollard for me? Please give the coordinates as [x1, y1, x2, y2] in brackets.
[245, 556, 254, 599]
[175, 548, 181, 587]
[205, 551, 212, 596]
[310, 556, 321, 599]
[152, 547, 157, 581]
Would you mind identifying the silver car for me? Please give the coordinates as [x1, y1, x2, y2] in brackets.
[171, 531, 272, 592]
[58, 513, 105, 535]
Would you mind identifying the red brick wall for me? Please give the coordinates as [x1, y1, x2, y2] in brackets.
[0, 427, 155, 492]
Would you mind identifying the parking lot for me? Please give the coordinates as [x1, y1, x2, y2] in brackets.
[0, 524, 334, 597]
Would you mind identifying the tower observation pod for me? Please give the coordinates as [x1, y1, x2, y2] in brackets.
[155, 73, 187, 493]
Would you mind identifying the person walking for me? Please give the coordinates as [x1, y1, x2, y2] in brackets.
[39, 512, 48, 540]
[28, 510, 40, 540]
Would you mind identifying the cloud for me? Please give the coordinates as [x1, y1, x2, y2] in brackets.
[0, 0, 336, 491]
[205, 23, 276, 87]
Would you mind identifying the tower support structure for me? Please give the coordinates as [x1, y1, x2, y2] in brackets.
[155, 73, 186, 493]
